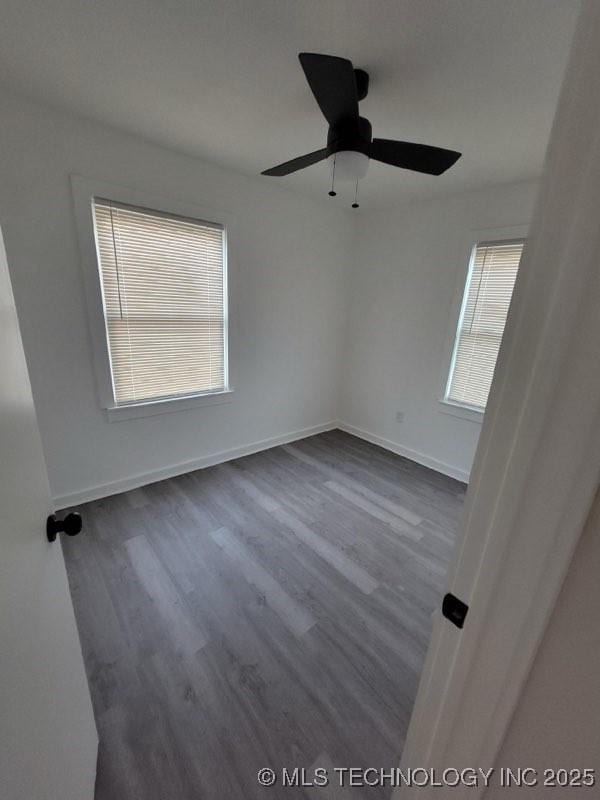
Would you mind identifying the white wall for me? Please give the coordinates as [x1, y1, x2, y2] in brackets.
[485, 487, 600, 798]
[0, 88, 542, 502]
[0, 90, 351, 506]
[339, 180, 539, 482]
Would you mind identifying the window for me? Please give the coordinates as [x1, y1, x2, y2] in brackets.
[445, 239, 525, 410]
[92, 199, 228, 407]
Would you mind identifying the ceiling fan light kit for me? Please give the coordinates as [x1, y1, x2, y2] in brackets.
[262, 52, 462, 207]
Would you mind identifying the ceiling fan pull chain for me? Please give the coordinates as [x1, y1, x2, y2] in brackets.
[352, 180, 359, 208]
[328, 154, 337, 196]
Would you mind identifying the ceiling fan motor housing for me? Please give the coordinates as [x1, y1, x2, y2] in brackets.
[327, 116, 372, 157]
[354, 68, 369, 101]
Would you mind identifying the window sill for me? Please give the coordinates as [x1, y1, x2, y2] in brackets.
[105, 389, 234, 422]
[438, 398, 485, 424]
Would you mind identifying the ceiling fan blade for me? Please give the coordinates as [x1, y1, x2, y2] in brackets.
[261, 148, 328, 177]
[299, 53, 359, 126]
[370, 139, 461, 175]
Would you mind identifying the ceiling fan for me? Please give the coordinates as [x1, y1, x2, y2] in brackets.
[261, 53, 461, 206]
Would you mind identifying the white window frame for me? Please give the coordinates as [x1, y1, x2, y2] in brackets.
[438, 224, 528, 423]
[71, 175, 235, 421]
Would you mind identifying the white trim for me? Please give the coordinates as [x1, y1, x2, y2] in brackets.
[53, 421, 337, 509]
[437, 398, 484, 424]
[336, 420, 470, 483]
[70, 175, 236, 414]
[105, 388, 234, 422]
[397, 5, 600, 796]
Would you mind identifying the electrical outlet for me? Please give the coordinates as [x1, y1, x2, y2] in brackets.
[395, 411, 405, 423]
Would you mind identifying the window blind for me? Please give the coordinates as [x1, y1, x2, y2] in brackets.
[446, 239, 524, 410]
[92, 199, 226, 405]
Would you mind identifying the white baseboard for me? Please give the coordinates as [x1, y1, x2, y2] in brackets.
[335, 420, 470, 484]
[53, 421, 337, 508]
[54, 418, 468, 508]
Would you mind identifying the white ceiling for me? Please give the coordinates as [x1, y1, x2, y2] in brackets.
[0, 0, 580, 207]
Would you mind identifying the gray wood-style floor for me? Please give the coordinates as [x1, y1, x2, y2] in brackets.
[62, 430, 465, 799]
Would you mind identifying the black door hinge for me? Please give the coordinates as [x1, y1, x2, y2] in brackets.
[442, 593, 469, 629]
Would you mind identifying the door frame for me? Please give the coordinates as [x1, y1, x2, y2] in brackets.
[397, 3, 600, 795]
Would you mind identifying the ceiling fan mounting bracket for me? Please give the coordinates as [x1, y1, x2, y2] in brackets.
[354, 68, 369, 101]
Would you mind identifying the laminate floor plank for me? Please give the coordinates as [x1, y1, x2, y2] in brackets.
[62, 430, 465, 799]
